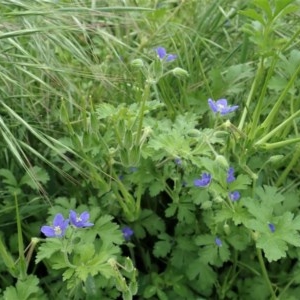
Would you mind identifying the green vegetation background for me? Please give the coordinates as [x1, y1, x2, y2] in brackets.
[1, 0, 300, 299]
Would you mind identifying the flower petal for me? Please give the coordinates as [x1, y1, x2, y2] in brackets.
[53, 213, 64, 227]
[166, 54, 177, 62]
[122, 226, 134, 241]
[268, 223, 275, 233]
[229, 191, 240, 201]
[215, 237, 222, 247]
[156, 47, 166, 59]
[41, 226, 55, 237]
[69, 210, 77, 225]
[80, 211, 90, 222]
[216, 99, 228, 107]
[208, 99, 218, 113]
[194, 173, 212, 187]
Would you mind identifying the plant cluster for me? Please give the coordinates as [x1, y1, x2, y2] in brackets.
[0, 0, 300, 299]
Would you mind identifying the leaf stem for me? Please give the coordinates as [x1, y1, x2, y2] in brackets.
[256, 248, 277, 299]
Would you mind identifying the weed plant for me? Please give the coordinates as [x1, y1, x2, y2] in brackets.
[0, 0, 300, 299]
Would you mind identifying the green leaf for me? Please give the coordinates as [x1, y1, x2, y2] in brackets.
[165, 203, 177, 217]
[140, 209, 165, 235]
[190, 263, 217, 292]
[35, 238, 63, 263]
[177, 203, 195, 224]
[253, 0, 273, 19]
[96, 103, 118, 119]
[143, 285, 157, 298]
[195, 234, 213, 246]
[228, 174, 252, 190]
[96, 215, 124, 245]
[239, 9, 266, 24]
[246, 211, 300, 262]
[274, 0, 298, 17]
[153, 240, 172, 258]
[3, 275, 46, 300]
[0, 169, 18, 187]
[149, 180, 165, 197]
[226, 228, 250, 251]
[256, 234, 288, 262]
[20, 166, 49, 189]
[256, 185, 284, 205]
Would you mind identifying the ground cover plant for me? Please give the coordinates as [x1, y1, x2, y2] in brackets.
[0, 0, 300, 299]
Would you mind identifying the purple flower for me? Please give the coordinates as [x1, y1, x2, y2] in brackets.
[155, 46, 177, 62]
[208, 98, 238, 115]
[215, 237, 222, 247]
[268, 223, 275, 233]
[227, 167, 236, 183]
[69, 210, 94, 228]
[122, 226, 134, 241]
[194, 173, 212, 187]
[229, 191, 240, 201]
[41, 213, 69, 238]
[174, 158, 182, 166]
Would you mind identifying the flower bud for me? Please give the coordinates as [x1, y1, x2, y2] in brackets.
[172, 67, 189, 78]
[267, 155, 284, 164]
[223, 223, 231, 235]
[131, 59, 144, 68]
[124, 257, 134, 272]
[215, 155, 229, 169]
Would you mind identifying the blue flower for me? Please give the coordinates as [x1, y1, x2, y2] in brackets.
[69, 210, 94, 228]
[229, 191, 240, 201]
[208, 98, 238, 115]
[194, 173, 212, 187]
[268, 223, 275, 233]
[41, 213, 69, 238]
[215, 237, 222, 247]
[174, 158, 182, 166]
[227, 167, 236, 183]
[155, 46, 177, 62]
[122, 226, 134, 241]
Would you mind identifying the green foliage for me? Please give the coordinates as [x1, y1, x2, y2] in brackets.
[2, 275, 46, 300]
[242, 186, 300, 261]
[0, 0, 300, 299]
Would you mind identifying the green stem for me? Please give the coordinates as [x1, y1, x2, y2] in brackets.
[136, 82, 150, 144]
[15, 194, 26, 279]
[60, 236, 77, 269]
[238, 58, 264, 131]
[260, 137, 300, 150]
[255, 110, 300, 146]
[276, 145, 300, 187]
[261, 64, 300, 130]
[248, 56, 278, 140]
[256, 248, 277, 299]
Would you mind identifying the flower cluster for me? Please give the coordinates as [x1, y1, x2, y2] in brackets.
[41, 210, 94, 238]
[227, 167, 240, 202]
